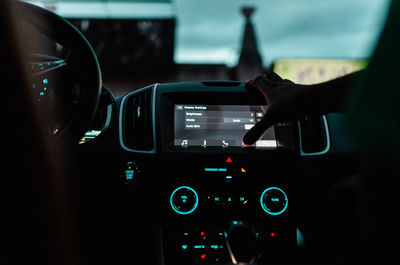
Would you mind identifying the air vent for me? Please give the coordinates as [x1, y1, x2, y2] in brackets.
[201, 81, 242, 87]
[298, 115, 330, 155]
[123, 89, 154, 151]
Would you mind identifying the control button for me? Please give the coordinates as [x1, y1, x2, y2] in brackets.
[181, 244, 189, 250]
[260, 187, 288, 215]
[225, 176, 233, 183]
[208, 195, 249, 206]
[121, 162, 140, 184]
[239, 196, 249, 205]
[170, 186, 199, 215]
[204, 168, 227, 172]
[172, 228, 229, 264]
[194, 244, 206, 249]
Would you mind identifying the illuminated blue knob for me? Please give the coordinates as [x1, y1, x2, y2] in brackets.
[260, 187, 288, 215]
[170, 186, 199, 215]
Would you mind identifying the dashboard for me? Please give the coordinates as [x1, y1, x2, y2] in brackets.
[80, 80, 350, 265]
[35, 75, 360, 265]
[34, 66, 358, 265]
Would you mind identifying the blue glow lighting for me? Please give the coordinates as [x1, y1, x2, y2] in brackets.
[260, 187, 288, 215]
[170, 186, 199, 215]
[43, 78, 48, 84]
[181, 195, 187, 203]
[125, 170, 134, 180]
[194, 245, 205, 249]
[204, 168, 227, 172]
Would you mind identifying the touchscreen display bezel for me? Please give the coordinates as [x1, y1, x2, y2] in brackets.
[157, 89, 294, 154]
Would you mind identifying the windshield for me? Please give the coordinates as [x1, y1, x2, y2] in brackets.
[24, 0, 391, 94]
[24, 0, 390, 66]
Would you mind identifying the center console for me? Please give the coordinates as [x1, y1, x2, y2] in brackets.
[119, 81, 301, 264]
[160, 152, 299, 265]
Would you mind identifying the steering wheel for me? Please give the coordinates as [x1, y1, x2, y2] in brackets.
[13, 1, 102, 144]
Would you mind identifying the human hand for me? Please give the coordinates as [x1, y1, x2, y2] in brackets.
[243, 72, 300, 145]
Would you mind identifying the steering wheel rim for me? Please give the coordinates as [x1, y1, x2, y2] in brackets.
[14, 1, 102, 144]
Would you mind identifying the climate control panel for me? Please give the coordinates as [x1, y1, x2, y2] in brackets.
[169, 185, 288, 216]
[156, 154, 295, 264]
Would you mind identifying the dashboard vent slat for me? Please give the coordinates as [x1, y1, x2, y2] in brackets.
[124, 89, 154, 151]
[299, 115, 329, 155]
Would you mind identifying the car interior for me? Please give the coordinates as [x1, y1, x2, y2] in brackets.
[3, 1, 395, 265]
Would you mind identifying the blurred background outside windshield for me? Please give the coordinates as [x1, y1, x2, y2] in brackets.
[24, 0, 390, 95]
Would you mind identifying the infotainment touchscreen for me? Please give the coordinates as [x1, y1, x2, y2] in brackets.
[174, 105, 277, 148]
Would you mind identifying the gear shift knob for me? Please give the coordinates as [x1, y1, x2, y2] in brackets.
[226, 221, 257, 264]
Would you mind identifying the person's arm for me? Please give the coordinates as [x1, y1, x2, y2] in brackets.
[242, 70, 365, 145]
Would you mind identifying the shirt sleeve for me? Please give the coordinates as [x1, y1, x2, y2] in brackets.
[345, 1, 400, 158]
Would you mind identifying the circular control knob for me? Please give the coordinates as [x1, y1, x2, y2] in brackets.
[170, 186, 199, 215]
[260, 187, 288, 215]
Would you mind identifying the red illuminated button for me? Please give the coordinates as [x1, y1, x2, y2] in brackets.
[200, 254, 206, 260]
[226, 157, 232, 163]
